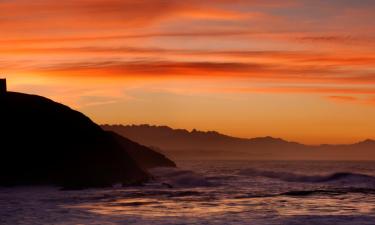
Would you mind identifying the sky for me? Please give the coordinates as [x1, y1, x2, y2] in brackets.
[1, 0, 375, 144]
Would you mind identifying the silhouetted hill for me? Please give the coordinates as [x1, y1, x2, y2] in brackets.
[102, 124, 375, 160]
[0, 93, 175, 189]
[109, 131, 176, 169]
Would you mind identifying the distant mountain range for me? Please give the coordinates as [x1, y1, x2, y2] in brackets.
[102, 124, 375, 160]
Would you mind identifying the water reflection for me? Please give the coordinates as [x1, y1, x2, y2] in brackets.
[65, 187, 375, 220]
[2, 161, 375, 224]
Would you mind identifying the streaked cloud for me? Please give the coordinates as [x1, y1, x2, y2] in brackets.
[1, 0, 375, 143]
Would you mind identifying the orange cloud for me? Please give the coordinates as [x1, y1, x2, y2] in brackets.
[325, 95, 375, 107]
[368, 98, 375, 105]
[24, 60, 373, 85]
[223, 86, 375, 95]
[0, 30, 261, 46]
[327, 96, 359, 102]
[0, 0, 254, 40]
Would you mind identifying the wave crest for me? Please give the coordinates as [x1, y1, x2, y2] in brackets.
[149, 167, 211, 187]
[238, 169, 375, 183]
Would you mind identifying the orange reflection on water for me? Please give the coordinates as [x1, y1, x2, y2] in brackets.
[65, 192, 375, 219]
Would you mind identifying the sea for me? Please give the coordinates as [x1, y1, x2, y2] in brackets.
[1, 160, 375, 225]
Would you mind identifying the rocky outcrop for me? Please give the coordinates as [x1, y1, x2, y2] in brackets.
[0, 92, 175, 189]
[109, 131, 176, 169]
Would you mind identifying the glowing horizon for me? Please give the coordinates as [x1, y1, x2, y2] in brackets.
[1, 0, 375, 144]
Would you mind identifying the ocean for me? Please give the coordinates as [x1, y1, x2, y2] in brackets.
[1, 160, 375, 225]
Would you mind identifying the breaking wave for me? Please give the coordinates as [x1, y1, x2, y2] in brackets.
[149, 167, 212, 187]
[237, 169, 375, 184]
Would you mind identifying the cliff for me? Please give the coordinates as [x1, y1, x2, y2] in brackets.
[0, 92, 175, 188]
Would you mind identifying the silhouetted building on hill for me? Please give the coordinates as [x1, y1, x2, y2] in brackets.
[0, 79, 6, 95]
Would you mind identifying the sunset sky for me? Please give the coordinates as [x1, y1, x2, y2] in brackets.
[1, 0, 375, 144]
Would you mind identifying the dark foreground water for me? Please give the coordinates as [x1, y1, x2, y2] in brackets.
[1, 161, 375, 225]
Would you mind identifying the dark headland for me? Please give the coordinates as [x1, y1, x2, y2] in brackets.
[0, 81, 175, 189]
